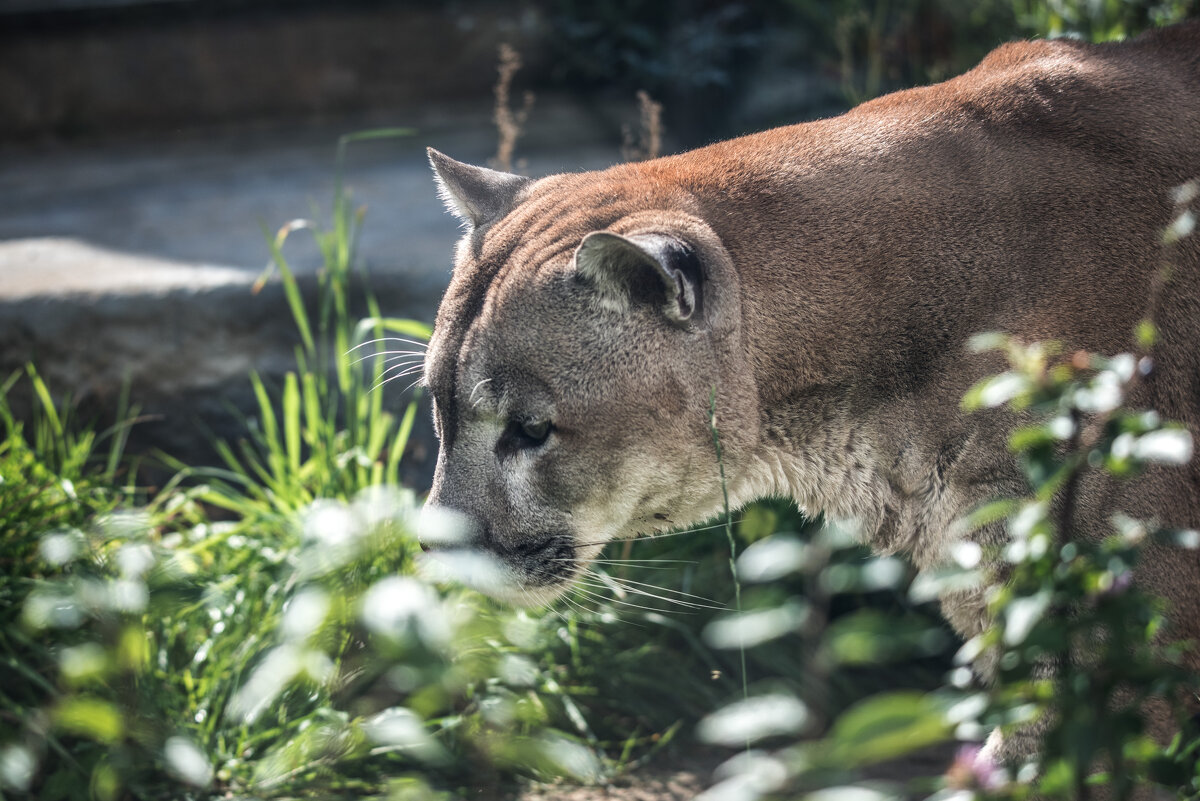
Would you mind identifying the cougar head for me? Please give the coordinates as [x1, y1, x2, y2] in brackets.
[419, 150, 758, 604]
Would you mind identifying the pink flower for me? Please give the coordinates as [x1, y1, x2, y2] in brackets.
[946, 744, 1005, 791]
[1101, 570, 1133, 597]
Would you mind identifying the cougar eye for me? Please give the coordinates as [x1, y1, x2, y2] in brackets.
[517, 419, 552, 446]
[496, 418, 553, 455]
[496, 418, 553, 457]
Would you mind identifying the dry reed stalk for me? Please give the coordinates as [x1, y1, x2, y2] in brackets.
[621, 90, 664, 162]
[491, 43, 534, 173]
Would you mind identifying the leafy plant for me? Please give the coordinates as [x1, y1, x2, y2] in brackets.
[694, 183, 1200, 800]
[945, 333, 1200, 800]
[0, 131, 736, 800]
[1010, 0, 1198, 40]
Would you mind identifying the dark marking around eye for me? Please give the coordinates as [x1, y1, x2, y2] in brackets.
[496, 418, 554, 457]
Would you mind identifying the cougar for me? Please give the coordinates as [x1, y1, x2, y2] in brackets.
[422, 22, 1200, 768]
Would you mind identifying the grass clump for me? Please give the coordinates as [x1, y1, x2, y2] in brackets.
[0, 132, 730, 800]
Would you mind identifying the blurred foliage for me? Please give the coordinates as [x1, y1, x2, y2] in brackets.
[954, 333, 1200, 800]
[1010, 0, 1199, 39]
[535, 0, 1197, 140]
[541, 0, 760, 93]
[695, 185, 1200, 800]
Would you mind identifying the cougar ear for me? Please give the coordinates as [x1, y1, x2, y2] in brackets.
[574, 231, 703, 325]
[427, 148, 531, 228]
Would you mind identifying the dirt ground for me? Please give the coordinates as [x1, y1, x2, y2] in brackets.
[502, 742, 959, 801]
[513, 749, 719, 801]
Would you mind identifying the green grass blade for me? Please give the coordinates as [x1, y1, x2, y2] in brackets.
[353, 317, 433, 345]
[387, 398, 419, 485]
[101, 379, 134, 484]
[337, 127, 416, 147]
[264, 221, 317, 358]
[283, 372, 301, 477]
[301, 372, 323, 449]
[249, 372, 282, 456]
[26, 364, 62, 438]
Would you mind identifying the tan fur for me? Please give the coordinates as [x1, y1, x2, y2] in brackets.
[424, 23, 1200, 763]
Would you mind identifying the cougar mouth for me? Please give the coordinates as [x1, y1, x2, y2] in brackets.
[417, 523, 595, 605]
[501, 534, 577, 587]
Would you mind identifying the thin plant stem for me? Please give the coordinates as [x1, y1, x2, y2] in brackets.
[709, 387, 749, 732]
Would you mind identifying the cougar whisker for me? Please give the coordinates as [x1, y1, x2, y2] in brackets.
[469, 378, 493, 407]
[578, 573, 720, 610]
[599, 574, 720, 606]
[350, 349, 427, 368]
[370, 368, 427, 396]
[348, 336, 429, 353]
[572, 583, 692, 616]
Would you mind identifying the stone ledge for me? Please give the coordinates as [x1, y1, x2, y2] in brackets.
[0, 237, 255, 299]
[0, 237, 442, 487]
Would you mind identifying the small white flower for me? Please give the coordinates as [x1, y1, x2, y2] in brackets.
[704, 601, 809, 650]
[164, 737, 213, 787]
[499, 654, 539, 687]
[0, 745, 36, 792]
[354, 485, 409, 529]
[1008, 502, 1046, 539]
[1003, 591, 1052, 646]
[950, 541, 982, 570]
[1165, 209, 1196, 243]
[39, 530, 82, 566]
[108, 579, 149, 613]
[697, 694, 809, 746]
[302, 500, 361, 547]
[116, 543, 155, 579]
[1111, 432, 1136, 460]
[414, 505, 475, 547]
[537, 736, 603, 783]
[1108, 353, 1136, 382]
[361, 577, 449, 647]
[281, 588, 330, 642]
[1048, 415, 1075, 440]
[737, 535, 809, 582]
[1132, 429, 1193, 465]
[1075, 372, 1123, 413]
[979, 373, 1028, 408]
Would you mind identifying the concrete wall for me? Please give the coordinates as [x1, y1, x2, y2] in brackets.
[0, 2, 542, 140]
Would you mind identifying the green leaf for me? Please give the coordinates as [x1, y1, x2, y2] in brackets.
[824, 692, 949, 766]
[353, 317, 433, 346]
[961, 499, 1019, 533]
[1136, 318, 1158, 349]
[55, 697, 124, 744]
[825, 611, 949, 665]
[264, 221, 317, 357]
[283, 372, 301, 476]
[389, 399, 419, 484]
[25, 364, 62, 437]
